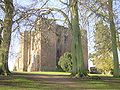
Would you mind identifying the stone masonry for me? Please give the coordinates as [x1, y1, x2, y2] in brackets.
[14, 18, 88, 72]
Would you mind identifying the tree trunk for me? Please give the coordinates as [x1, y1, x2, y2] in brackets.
[70, 0, 87, 76]
[0, 0, 14, 75]
[108, 0, 119, 77]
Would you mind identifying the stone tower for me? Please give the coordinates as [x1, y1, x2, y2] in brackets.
[14, 18, 88, 72]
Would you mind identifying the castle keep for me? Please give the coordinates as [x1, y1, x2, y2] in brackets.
[14, 18, 88, 72]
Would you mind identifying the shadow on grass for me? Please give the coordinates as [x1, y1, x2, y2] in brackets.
[0, 78, 44, 89]
[1, 73, 120, 90]
[74, 78, 120, 89]
[0, 76, 70, 90]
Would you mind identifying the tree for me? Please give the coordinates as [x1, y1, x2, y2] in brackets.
[69, 0, 87, 76]
[41, 0, 88, 76]
[92, 20, 113, 74]
[0, 0, 14, 75]
[93, 53, 113, 74]
[94, 20, 112, 53]
[81, 0, 120, 77]
[108, 0, 119, 77]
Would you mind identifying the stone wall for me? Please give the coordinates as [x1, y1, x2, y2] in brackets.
[40, 18, 57, 71]
[81, 30, 88, 70]
[14, 18, 88, 72]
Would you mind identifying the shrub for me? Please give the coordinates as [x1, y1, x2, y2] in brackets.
[58, 52, 72, 72]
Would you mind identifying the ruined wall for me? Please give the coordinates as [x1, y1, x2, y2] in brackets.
[38, 18, 56, 71]
[55, 26, 88, 70]
[27, 31, 41, 71]
[55, 25, 72, 68]
[14, 32, 30, 71]
[81, 30, 88, 70]
[14, 18, 88, 72]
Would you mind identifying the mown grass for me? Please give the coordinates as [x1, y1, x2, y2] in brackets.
[13, 71, 113, 76]
[75, 79, 120, 89]
[0, 77, 70, 90]
[0, 72, 120, 90]
[13, 71, 71, 75]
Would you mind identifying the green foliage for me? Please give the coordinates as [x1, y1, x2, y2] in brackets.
[92, 53, 113, 74]
[94, 20, 112, 52]
[91, 20, 113, 74]
[58, 52, 72, 72]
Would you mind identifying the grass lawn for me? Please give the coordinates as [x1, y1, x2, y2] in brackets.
[0, 78, 68, 90]
[13, 71, 71, 75]
[0, 72, 120, 90]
